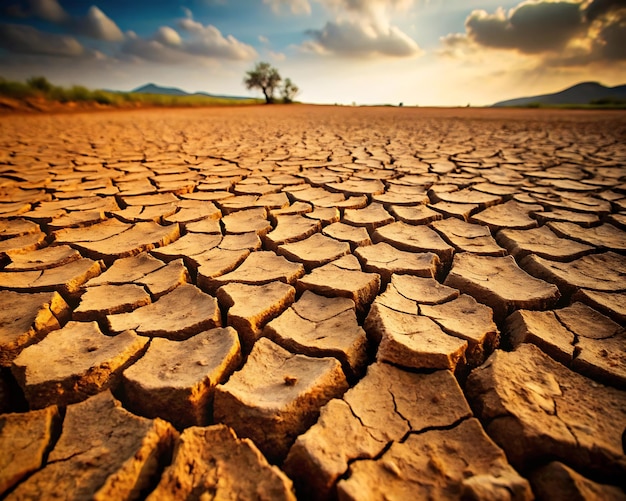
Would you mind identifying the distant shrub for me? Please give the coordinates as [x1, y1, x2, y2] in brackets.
[26, 76, 53, 93]
[0, 77, 33, 99]
[590, 97, 626, 106]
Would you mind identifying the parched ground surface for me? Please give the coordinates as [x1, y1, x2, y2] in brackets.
[1, 105, 625, 500]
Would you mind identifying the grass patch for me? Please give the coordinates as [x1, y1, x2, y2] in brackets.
[0, 76, 262, 109]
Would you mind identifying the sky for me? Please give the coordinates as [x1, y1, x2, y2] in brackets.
[0, 0, 624, 106]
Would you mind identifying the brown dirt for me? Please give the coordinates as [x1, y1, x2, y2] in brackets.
[0, 105, 625, 500]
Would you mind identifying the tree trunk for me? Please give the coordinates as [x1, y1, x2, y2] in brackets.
[262, 87, 272, 104]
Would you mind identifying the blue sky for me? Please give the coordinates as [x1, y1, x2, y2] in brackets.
[1, 0, 624, 105]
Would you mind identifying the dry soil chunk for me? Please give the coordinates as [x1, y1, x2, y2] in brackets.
[326, 179, 385, 197]
[0, 405, 61, 496]
[470, 200, 541, 230]
[213, 337, 348, 462]
[343, 203, 394, 231]
[69, 221, 181, 264]
[391, 274, 459, 305]
[149, 232, 221, 261]
[372, 221, 455, 262]
[322, 222, 372, 249]
[85, 252, 164, 286]
[522, 252, 626, 296]
[0, 231, 46, 256]
[196, 248, 251, 292]
[73, 284, 151, 321]
[122, 328, 241, 428]
[429, 201, 479, 221]
[297, 255, 380, 314]
[505, 309, 575, 364]
[264, 291, 368, 378]
[0, 290, 70, 367]
[135, 258, 189, 298]
[548, 222, 626, 252]
[355, 242, 440, 283]
[47, 210, 106, 231]
[530, 461, 626, 501]
[5, 245, 81, 271]
[365, 303, 467, 371]
[496, 226, 593, 261]
[121, 192, 180, 206]
[573, 331, 626, 389]
[107, 284, 221, 339]
[0, 258, 102, 297]
[278, 233, 351, 271]
[147, 425, 296, 501]
[573, 289, 626, 323]
[466, 343, 626, 481]
[432, 188, 502, 207]
[284, 365, 472, 500]
[372, 281, 420, 314]
[445, 253, 560, 321]
[222, 207, 271, 235]
[337, 418, 532, 501]
[6, 391, 177, 500]
[420, 294, 499, 366]
[206, 250, 305, 292]
[283, 399, 384, 500]
[11, 321, 148, 409]
[163, 200, 221, 225]
[217, 282, 296, 352]
[430, 218, 506, 256]
[0, 218, 40, 238]
[556, 301, 621, 340]
[264, 214, 321, 250]
[390, 204, 442, 224]
[52, 218, 131, 244]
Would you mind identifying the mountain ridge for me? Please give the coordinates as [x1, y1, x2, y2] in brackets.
[492, 82, 626, 107]
[131, 83, 251, 100]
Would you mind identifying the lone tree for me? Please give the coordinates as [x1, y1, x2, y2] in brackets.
[244, 62, 281, 104]
[281, 78, 299, 104]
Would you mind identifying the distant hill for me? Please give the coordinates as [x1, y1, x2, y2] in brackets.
[492, 82, 626, 107]
[131, 83, 250, 100]
[132, 83, 188, 96]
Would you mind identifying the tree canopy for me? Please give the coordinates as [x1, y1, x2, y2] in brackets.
[281, 78, 299, 104]
[244, 62, 299, 104]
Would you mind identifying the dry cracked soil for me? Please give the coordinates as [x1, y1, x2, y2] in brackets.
[0, 105, 625, 500]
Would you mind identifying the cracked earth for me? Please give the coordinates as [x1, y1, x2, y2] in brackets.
[0, 105, 625, 500]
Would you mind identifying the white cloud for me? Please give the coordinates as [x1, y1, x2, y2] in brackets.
[121, 19, 257, 63]
[72, 5, 124, 41]
[30, 0, 67, 23]
[303, 19, 422, 57]
[259, 35, 270, 44]
[6, 0, 69, 23]
[178, 18, 258, 60]
[0, 22, 84, 57]
[263, 0, 312, 15]
[5, 0, 124, 42]
[269, 50, 287, 61]
[298, 0, 421, 58]
[464, 2, 584, 54]
[121, 33, 186, 64]
[155, 26, 182, 47]
[440, 0, 626, 66]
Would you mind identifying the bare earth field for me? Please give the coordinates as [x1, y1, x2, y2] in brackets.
[0, 105, 625, 500]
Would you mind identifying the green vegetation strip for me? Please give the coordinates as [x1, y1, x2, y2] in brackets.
[0, 76, 262, 108]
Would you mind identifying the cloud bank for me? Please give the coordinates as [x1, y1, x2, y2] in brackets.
[298, 0, 423, 58]
[442, 0, 626, 65]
